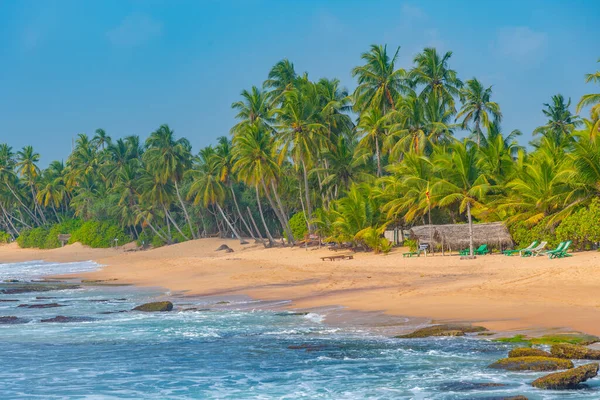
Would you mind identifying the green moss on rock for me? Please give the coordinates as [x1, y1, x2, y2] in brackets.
[395, 324, 487, 338]
[132, 301, 173, 312]
[488, 356, 573, 371]
[551, 343, 600, 360]
[508, 347, 552, 358]
[531, 363, 599, 389]
[495, 333, 600, 346]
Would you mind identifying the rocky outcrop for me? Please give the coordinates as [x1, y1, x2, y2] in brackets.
[0, 299, 19, 302]
[488, 356, 573, 371]
[395, 324, 487, 338]
[132, 301, 173, 312]
[40, 316, 96, 323]
[550, 343, 600, 360]
[531, 363, 599, 389]
[18, 303, 65, 309]
[508, 347, 552, 358]
[438, 381, 506, 391]
[0, 316, 29, 324]
[0, 283, 80, 294]
[500, 397, 528, 400]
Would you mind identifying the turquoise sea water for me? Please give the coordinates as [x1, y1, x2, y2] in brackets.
[0, 261, 599, 399]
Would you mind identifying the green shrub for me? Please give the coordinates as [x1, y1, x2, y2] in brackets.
[403, 239, 418, 252]
[69, 220, 130, 248]
[508, 217, 558, 248]
[555, 198, 600, 250]
[0, 231, 11, 243]
[288, 212, 308, 240]
[355, 227, 392, 254]
[17, 227, 49, 248]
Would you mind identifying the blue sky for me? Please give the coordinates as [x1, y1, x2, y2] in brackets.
[1, 0, 598, 166]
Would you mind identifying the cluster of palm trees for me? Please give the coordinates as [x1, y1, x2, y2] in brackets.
[0, 47, 598, 252]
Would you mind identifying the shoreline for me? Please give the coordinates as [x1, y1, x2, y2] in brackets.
[1, 239, 600, 337]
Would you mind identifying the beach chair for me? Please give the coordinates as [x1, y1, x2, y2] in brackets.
[503, 241, 538, 256]
[549, 240, 572, 259]
[403, 244, 429, 257]
[458, 244, 488, 256]
[542, 241, 565, 257]
[520, 241, 547, 257]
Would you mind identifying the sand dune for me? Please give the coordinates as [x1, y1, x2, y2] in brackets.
[2, 239, 600, 335]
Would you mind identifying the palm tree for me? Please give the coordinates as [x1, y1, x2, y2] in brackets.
[576, 59, 600, 136]
[409, 47, 463, 110]
[432, 140, 490, 256]
[456, 78, 502, 147]
[144, 124, 196, 239]
[16, 146, 46, 224]
[92, 129, 112, 150]
[0, 144, 39, 225]
[264, 59, 297, 105]
[351, 44, 406, 114]
[230, 86, 274, 135]
[356, 107, 388, 177]
[477, 122, 522, 185]
[533, 94, 581, 147]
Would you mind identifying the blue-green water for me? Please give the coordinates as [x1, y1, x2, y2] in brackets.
[0, 261, 598, 399]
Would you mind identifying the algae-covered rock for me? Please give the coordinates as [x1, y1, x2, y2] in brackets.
[395, 324, 487, 338]
[508, 347, 552, 358]
[437, 381, 506, 391]
[0, 316, 29, 324]
[18, 303, 65, 309]
[132, 301, 173, 312]
[40, 316, 96, 323]
[550, 343, 600, 360]
[488, 356, 573, 371]
[531, 363, 599, 389]
[500, 396, 528, 400]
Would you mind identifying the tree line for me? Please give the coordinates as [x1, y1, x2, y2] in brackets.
[1, 46, 599, 252]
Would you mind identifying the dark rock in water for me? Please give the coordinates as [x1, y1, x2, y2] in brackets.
[215, 301, 230, 305]
[5, 279, 20, 283]
[288, 344, 329, 352]
[215, 244, 233, 252]
[132, 301, 173, 312]
[438, 381, 506, 391]
[18, 303, 65, 309]
[531, 363, 599, 389]
[40, 315, 96, 323]
[489, 356, 573, 371]
[395, 324, 488, 338]
[98, 310, 128, 315]
[115, 298, 127, 301]
[551, 343, 600, 360]
[275, 312, 309, 317]
[0, 283, 80, 295]
[0, 299, 19, 302]
[0, 316, 29, 324]
[509, 347, 552, 358]
[180, 307, 211, 312]
[35, 296, 56, 300]
[88, 299, 110, 302]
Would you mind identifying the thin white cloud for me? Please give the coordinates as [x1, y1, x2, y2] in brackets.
[107, 14, 163, 48]
[401, 3, 426, 20]
[495, 26, 547, 60]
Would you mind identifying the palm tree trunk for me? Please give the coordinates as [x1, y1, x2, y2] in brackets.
[270, 181, 295, 245]
[142, 216, 168, 243]
[216, 203, 247, 244]
[375, 136, 382, 177]
[174, 180, 196, 239]
[1, 205, 20, 235]
[467, 201, 474, 257]
[301, 159, 313, 234]
[261, 179, 293, 245]
[51, 204, 60, 221]
[31, 186, 47, 225]
[255, 185, 275, 246]
[163, 205, 189, 240]
[247, 207, 266, 245]
[6, 183, 39, 225]
[229, 183, 255, 239]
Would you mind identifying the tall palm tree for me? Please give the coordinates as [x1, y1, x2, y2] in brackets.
[144, 124, 195, 239]
[230, 86, 274, 135]
[264, 59, 297, 105]
[533, 94, 581, 147]
[456, 78, 502, 147]
[16, 146, 46, 224]
[92, 129, 112, 150]
[409, 48, 462, 108]
[356, 107, 388, 177]
[432, 140, 490, 256]
[576, 59, 600, 136]
[351, 44, 406, 114]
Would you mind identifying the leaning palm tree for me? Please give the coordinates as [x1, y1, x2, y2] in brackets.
[456, 78, 502, 147]
[16, 146, 46, 224]
[576, 59, 600, 136]
[351, 44, 407, 114]
[432, 140, 491, 256]
[356, 107, 388, 177]
[144, 124, 196, 239]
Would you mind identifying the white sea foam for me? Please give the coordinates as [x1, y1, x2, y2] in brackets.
[0, 260, 100, 281]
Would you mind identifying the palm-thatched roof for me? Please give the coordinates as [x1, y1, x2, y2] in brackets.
[408, 222, 513, 250]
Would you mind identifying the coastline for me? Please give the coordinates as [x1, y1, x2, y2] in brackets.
[2, 239, 600, 337]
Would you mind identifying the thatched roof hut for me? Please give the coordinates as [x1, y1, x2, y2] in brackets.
[408, 222, 513, 251]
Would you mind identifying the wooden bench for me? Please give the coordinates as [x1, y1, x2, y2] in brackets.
[320, 255, 354, 261]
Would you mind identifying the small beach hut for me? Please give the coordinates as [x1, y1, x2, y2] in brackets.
[408, 222, 513, 254]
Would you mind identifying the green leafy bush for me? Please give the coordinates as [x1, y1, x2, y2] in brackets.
[288, 212, 308, 240]
[403, 239, 418, 252]
[69, 221, 130, 248]
[355, 227, 393, 254]
[17, 227, 50, 248]
[555, 199, 600, 250]
[508, 217, 558, 248]
[0, 231, 11, 243]
[44, 219, 83, 249]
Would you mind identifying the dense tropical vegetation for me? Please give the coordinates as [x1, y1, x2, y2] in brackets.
[2, 46, 599, 254]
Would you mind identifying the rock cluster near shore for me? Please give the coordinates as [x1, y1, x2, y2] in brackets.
[132, 301, 173, 312]
[531, 363, 599, 389]
[394, 324, 488, 338]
